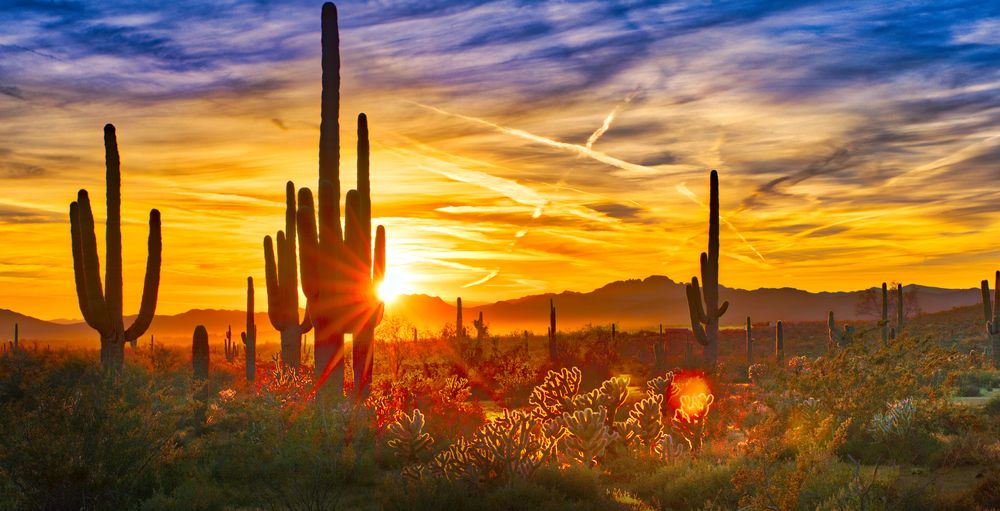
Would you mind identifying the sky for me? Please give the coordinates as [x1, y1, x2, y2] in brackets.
[1, 0, 999, 320]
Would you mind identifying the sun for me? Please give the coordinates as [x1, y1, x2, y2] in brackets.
[377, 271, 408, 304]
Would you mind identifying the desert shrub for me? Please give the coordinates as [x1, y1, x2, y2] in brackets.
[627, 459, 738, 510]
[985, 395, 1000, 417]
[0, 354, 190, 511]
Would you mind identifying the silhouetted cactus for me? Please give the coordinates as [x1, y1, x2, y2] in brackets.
[223, 325, 237, 363]
[880, 282, 889, 344]
[456, 297, 465, 339]
[895, 283, 904, 339]
[295, 5, 388, 397]
[685, 170, 728, 368]
[264, 181, 312, 369]
[12, 323, 17, 351]
[981, 271, 1000, 369]
[69, 124, 161, 371]
[828, 310, 854, 348]
[548, 299, 557, 363]
[473, 311, 487, 341]
[745, 316, 752, 367]
[775, 320, 784, 362]
[241, 276, 256, 382]
[192, 325, 209, 379]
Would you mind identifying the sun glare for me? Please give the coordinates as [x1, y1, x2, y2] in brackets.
[377, 271, 408, 304]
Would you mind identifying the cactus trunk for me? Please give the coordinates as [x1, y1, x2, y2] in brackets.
[192, 325, 209, 379]
[775, 320, 784, 362]
[745, 316, 752, 366]
[69, 124, 161, 372]
[881, 282, 889, 344]
[548, 299, 557, 363]
[981, 271, 1000, 369]
[896, 283, 904, 338]
[456, 297, 464, 339]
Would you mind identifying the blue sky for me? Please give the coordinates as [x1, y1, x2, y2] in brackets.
[1, 0, 999, 318]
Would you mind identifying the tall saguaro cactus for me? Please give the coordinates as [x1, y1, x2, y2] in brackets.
[241, 276, 256, 382]
[296, 3, 387, 397]
[775, 320, 784, 362]
[980, 271, 1000, 369]
[895, 283, 904, 339]
[456, 297, 465, 338]
[192, 325, 209, 380]
[264, 181, 311, 368]
[70, 124, 161, 371]
[685, 170, 729, 368]
[880, 282, 889, 344]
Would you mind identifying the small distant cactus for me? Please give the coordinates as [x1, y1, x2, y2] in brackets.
[386, 409, 434, 463]
[548, 298, 557, 363]
[981, 271, 1000, 369]
[828, 311, 854, 349]
[775, 320, 784, 362]
[223, 325, 239, 363]
[241, 276, 256, 382]
[192, 325, 209, 379]
[745, 316, 753, 366]
[456, 297, 465, 339]
[473, 311, 488, 341]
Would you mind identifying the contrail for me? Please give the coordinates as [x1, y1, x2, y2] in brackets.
[586, 90, 639, 149]
[463, 268, 500, 288]
[676, 183, 768, 265]
[413, 102, 668, 177]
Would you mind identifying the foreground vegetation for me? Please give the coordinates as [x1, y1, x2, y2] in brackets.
[2, 314, 1000, 511]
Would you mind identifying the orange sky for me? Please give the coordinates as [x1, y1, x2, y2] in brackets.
[1, 1, 999, 320]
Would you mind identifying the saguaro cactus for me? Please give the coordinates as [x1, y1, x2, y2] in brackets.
[828, 311, 854, 349]
[12, 324, 17, 351]
[685, 170, 729, 368]
[192, 325, 209, 379]
[295, 4, 388, 397]
[264, 181, 312, 369]
[241, 277, 256, 382]
[548, 299, 558, 363]
[70, 124, 161, 371]
[223, 325, 237, 363]
[775, 320, 784, 362]
[473, 311, 487, 341]
[745, 316, 752, 366]
[895, 283, 904, 339]
[456, 297, 465, 338]
[880, 282, 889, 344]
[980, 271, 1000, 369]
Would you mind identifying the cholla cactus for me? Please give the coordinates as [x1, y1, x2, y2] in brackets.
[386, 408, 434, 463]
[627, 394, 664, 451]
[529, 367, 582, 420]
[748, 363, 767, 384]
[646, 372, 678, 415]
[657, 433, 689, 460]
[427, 438, 482, 483]
[599, 375, 630, 424]
[869, 398, 916, 441]
[787, 355, 809, 374]
[476, 409, 547, 480]
[571, 388, 610, 412]
[561, 407, 618, 466]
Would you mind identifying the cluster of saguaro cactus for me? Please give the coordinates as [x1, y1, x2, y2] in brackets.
[548, 299, 557, 363]
[192, 325, 209, 379]
[290, 3, 387, 398]
[241, 276, 256, 382]
[981, 271, 1000, 369]
[472, 311, 487, 340]
[223, 325, 240, 363]
[69, 124, 161, 371]
[686, 170, 729, 368]
[264, 181, 312, 369]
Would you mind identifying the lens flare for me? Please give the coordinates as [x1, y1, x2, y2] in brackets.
[668, 370, 715, 423]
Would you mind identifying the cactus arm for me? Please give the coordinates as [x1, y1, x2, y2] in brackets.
[124, 209, 161, 342]
[994, 271, 1000, 327]
[717, 301, 729, 318]
[686, 278, 708, 324]
[263, 235, 284, 330]
[982, 279, 992, 324]
[103, 124, 124, 337]
[686, 284, 708, 346]
[374, 225, 386, 286]
[70, 201, 102, 331]
[896, 283, 904, 335]
[75, 190, 111, 336]
[300, 307, 313, 334]
[881, 282, 889, 343]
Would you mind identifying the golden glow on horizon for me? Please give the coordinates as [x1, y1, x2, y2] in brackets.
[377, 270, 409, 304]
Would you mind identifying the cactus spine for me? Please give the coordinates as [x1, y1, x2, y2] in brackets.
[295, 4, 387, 397]
[192, 325, 209, 379]
[548, 299, 557, 363]
[241, 276, 256, 382]
[745, 316, 752, 366]
[69, 124, 161, 371]
[980, 271, 1000, 369]
[456, 297, 464, 338]
[685, 170, 729, 368]
[775, 320, 784, 362]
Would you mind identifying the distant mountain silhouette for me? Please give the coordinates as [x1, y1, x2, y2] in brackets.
[0, 275, 983, 343]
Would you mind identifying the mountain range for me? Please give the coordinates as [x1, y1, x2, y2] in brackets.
[0, 275, 982, 345]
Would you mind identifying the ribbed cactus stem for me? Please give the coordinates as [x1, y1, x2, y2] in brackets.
[981, 271, 1000, 369]
[241, 276, 256, 382]
[745, 316, 752, 366]
[264, 181, 312, 368]
[192, 325, 209, 380]
[548, 298, 557, 363]
[12, 323, 17, 350]
[69, 124, 161, 371]
[775, 320, 784, 362]
[881, 282, 890, 343]
[685, 170, 728, 368]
